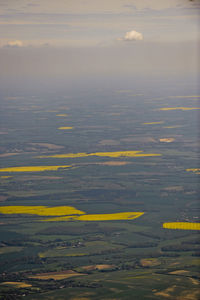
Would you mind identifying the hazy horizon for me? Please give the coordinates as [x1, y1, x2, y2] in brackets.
[0, 0, 199, 95]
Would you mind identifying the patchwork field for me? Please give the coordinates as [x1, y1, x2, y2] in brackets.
[0, 89, 199, 299]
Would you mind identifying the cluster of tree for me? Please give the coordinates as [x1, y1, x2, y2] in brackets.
[192, 252, 200, 257]
[161, 244, 200, 252]
[0, 291, 22, 300]
[160, 253, 180, 257]
[0, 272, 22, 282]
[0, 277, 103, 300]
[1, 254, 43, 271]
[135, 232, 161, 240]
[182, 239, 200, 245]
[128, 242, 158, 248]
[0, 241, 26, 247]
[37, 224, 121, 237]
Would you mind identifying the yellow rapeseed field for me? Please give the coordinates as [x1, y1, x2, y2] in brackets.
[0, 165, 72, 172]
[0, 282, 32, 288]
[159, 138, 175, 143]
[163, 222, 200, 230]
[0, 205, 144, 222]
[44, 212, 144, 222]
[163, 126, 182, 129]
[58, 126, 74, 130]
[38, 150, 161, 159]
[0, 206, 85, 216]
[186, 168, 200, 174]
[159, 107, 200, 111]
[56, 114, 68, 117]
[143, 121, 164, 125]
[168, 95, 200, 98]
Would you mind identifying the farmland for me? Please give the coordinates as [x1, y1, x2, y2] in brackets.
[0, 88, 199, 299]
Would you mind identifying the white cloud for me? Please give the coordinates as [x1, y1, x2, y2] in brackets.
[124, 30, 143, 41]
[5, 40, 23, 47]
[118, 30, 143, 42]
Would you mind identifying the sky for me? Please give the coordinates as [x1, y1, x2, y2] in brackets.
[0, 0, 199, 47]
[0, 0, 199, 93]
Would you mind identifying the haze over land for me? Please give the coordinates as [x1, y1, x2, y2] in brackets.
[0, 1, 200, 299]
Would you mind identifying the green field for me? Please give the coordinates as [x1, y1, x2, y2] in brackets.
[0, 90, 199, 299]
